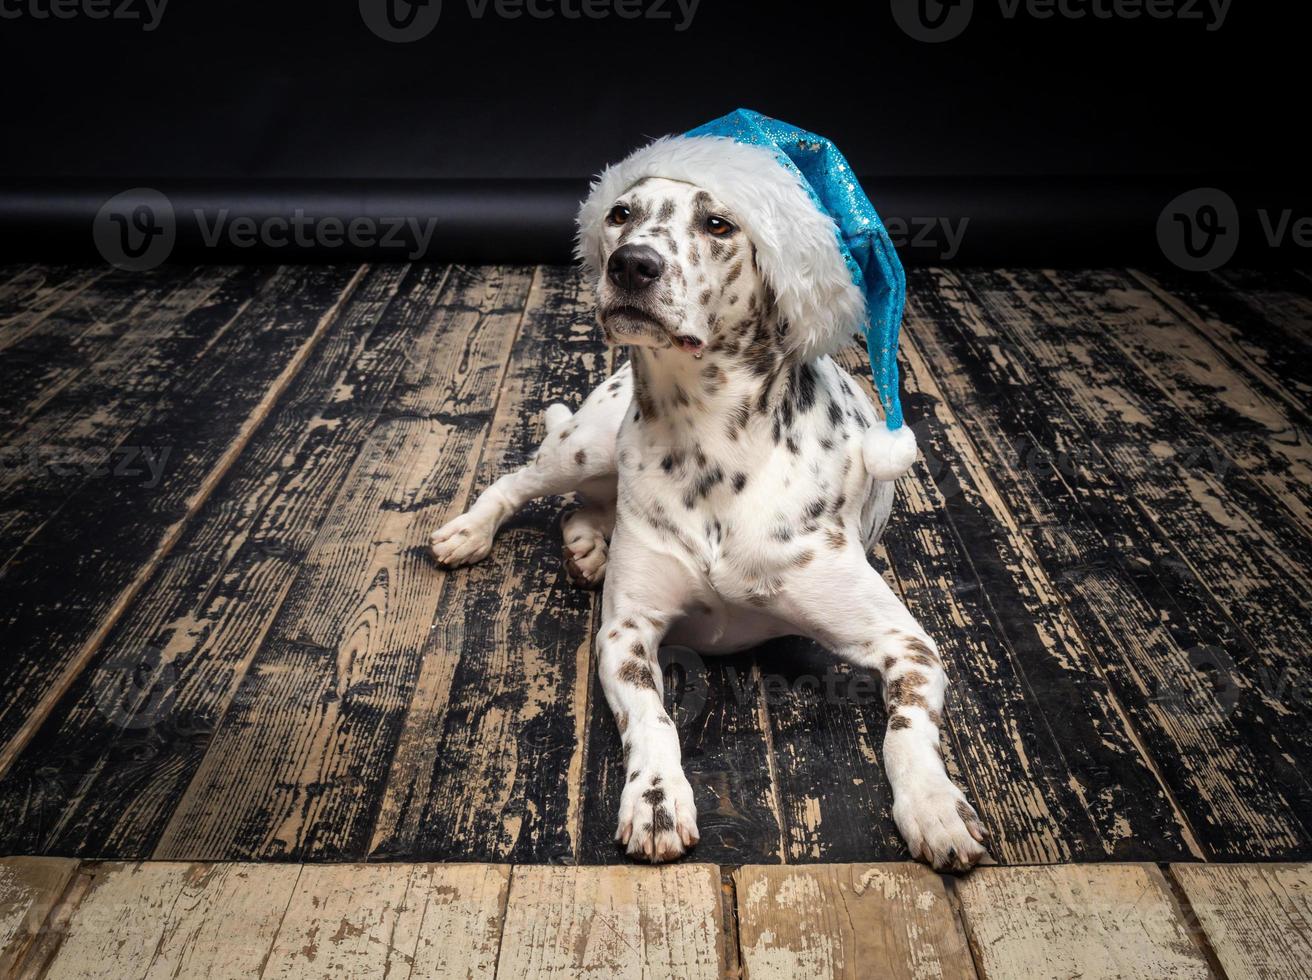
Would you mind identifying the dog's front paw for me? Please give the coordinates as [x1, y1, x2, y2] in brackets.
[430, 511, 495, 567]
[616, 766, 698, 863]
[893, 775, 990, 873]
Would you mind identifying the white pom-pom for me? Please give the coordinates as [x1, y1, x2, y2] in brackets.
[862, 423, 917, 482]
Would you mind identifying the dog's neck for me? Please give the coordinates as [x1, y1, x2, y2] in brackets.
[625, 297, 800, 449]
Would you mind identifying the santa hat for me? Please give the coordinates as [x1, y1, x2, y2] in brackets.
[576, 108, 916, 482]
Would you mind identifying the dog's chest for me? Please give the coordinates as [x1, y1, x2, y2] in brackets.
[615, 357, 879, 601]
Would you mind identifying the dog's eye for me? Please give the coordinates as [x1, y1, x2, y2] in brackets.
[607, 205, 630, 226]
[706, 215, 735, 237]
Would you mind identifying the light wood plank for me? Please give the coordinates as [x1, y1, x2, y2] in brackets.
[404, 864, 510, 980]
[261, 863, 508, 979]
[42, 862, 191, 980]
[497, 864, 723, 979]
[0, 856, 78, 974]
[956, 864, 1212, 980]
[734, 863, 976, 980]
[1171, 862, 1312, 980]
[141, 863, 301, 979]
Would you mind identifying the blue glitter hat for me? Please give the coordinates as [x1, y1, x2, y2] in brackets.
[577, 108, 917, 480]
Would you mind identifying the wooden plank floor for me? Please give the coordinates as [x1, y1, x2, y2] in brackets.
[0, 263, 1310, 868]
[6, 856, 1311, 978]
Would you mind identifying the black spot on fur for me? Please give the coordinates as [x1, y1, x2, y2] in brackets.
[732, 472, 747, 493]
[682, 465, 724, 509]
[618, 659, 657, 691]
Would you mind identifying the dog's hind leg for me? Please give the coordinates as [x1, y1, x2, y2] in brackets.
[561, 493, 615, 588]
[431, 368, 628, 567]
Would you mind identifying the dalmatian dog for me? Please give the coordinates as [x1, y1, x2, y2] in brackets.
[431, 169, 989, 871]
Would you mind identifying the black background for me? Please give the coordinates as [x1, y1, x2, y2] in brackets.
[1, 0, 1300, 181]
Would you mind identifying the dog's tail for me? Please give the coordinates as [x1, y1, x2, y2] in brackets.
[543, 402, 573, 433]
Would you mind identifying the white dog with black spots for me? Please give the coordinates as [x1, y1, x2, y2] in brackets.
[432, 146, 988, 871]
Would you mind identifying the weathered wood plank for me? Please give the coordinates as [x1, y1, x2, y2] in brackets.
[754, 634, 905, 862]
[0, 265, 205, 436]
[956, 864, 1212, 980]
[153, 266, 534, 861]
[909, 269, 1310, 858]
[1049, 268, 1312, 542]
[1171, 862, 1312, 980]
[260, 863, 508, 979]
[734, 863, 976, 980]
[580, 648, 788, 865]
[370, 265, 604, 864]
[1217, 268, 1312, 346]
[0, 856, 79, 975]
[0, 266, 107, 354]
[1131, 268, 1311, 425]
[0, 265, 418, 856]
[839, 340, 1190, 863]
[0, 266, 269, 561]
[960, 268, 1312, 830]
[497, 864, 723, 979]
[0, 265, 365, 781]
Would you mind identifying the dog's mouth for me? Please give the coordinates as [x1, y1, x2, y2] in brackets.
[601, 306, 704, 355]
[601, 304, 668, 331]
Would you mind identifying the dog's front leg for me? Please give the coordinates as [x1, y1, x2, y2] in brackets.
[596, 545, 699, 862]
[777, 556, 989, 871]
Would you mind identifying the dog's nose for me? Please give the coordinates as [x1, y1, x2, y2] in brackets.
[607, 244, 664, 291]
